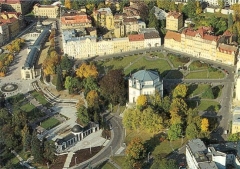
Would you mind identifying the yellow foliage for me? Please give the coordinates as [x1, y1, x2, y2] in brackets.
[0, 72, 5, 77]
[76, 98, 85, 109]
[8, 54, 14, 62]
[136, 95, 147, 107]
[65, 0, 71, 9]
[0, 61, 3, 70]
[76, 63, 98, 79]
[201, 118, 209, 132]
[86, 90, 99, 108]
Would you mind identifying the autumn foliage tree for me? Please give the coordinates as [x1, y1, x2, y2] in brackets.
[201, 118, 209, 132]
[76, 62, 98, 79]
[65, 0, 72, 9]
[172, 84, 188, 98]
[126, 137, 145, 161]
[136, 95, 147, 109]
[86, 90, 99, 108]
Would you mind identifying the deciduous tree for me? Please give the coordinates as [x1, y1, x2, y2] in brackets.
[60, 55, 72, 72]
[77, 106, 89, 126]
[65, 0, 72, 9]
[172, 84, 188, 98]
[126, 137, 145, 160]
[186, 123, 198, 139]
[136, 95, 147, 108]
[86, 90, 99, 108]
[56, 66, 64, 91]
[168, 123, 182, 141]
[201, 118, 209, 132]
[76, 62, 98, 79]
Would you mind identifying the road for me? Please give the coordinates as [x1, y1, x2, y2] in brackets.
[71, 114, 124, 169]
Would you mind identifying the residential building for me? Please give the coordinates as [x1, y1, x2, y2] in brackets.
[85, 27, 97, 36]
[92, 8, 114, 30]
[128, 34, 144, 51]
[232, 107, 240, 134]
[0, 33, 3, 46]
[0, 13, 20, 38]
[61, 10, 92, 30]
[21, 26, 50, 80]
[151, 6, 167, 20]
[33, 3, 59, 18]
[123, 7, 141, 19]
[187, 139, 240, 169]
[128, 70, 163, 103]
[0, 21, 9, 44]
[164, 27, 238, 65]
[0, 0, 33, 15]
[166, 11, 183, 31]
[55, 123, 99, 153]
[139, 28, 161, 47]
[96, 39, 114, 56]
[112, 37, 129, 53]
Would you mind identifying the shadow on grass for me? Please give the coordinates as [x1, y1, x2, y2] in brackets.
[144, 132, 167, 153]
[186, 84, 198, 97]
[164, 70, 183, 79]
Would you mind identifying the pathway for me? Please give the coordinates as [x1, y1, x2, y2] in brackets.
[11, 150, 35, 169]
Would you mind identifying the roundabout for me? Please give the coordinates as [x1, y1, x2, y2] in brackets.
[1, 83, 19, 93]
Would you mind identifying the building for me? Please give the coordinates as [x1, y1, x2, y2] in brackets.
[0, 12, 20, 38]
[164, 27, 238, 65]
[122, 7, 141, 19]
[21, 26, 50, 80]
[0, 21, 9, 44]
[128, 34, 144, 51]
[151, 6, 167, 20]
[187, 139, 240, 169]
[92, 8, 114, 30]
[61, 10, 92, 30]
[96, 39, 114, 56]
[128, 70, 163, 103]
[55, 123, 99, 153]
[112, 37, 129, 53]
[232, 107, 240, 134]
[166, 11, 183, 31]
[139, 28, 161, 47]
[0, 0, 33, 15]
[33, 3, 59, 18]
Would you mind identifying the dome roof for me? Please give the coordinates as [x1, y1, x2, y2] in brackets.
[71, 125, 83, 133]
[132, 70, 159, 81]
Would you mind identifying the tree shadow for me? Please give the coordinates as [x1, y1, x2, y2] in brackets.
[186, 84, 198, 97]
[144, 132, 167, 153]
[164, 70, 184, 79]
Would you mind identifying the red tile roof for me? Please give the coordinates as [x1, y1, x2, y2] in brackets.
[165, 30, 181, 42]
[167, 11, 182, 19]
[128, 34, 144, 41]
[218, 43, 238, 53]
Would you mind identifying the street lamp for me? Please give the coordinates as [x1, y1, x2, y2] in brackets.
[110, 146, 113, 156]
[75, 157, 77, 165]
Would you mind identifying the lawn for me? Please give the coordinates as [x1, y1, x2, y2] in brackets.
[186, 70, 224, 79]
[152, 138, 188, 158]
[20, 103, 35, 113]
[30, 90, 50, 106]
[149, 52, 164, 58]
[197, 100, 221, 112]
[167, 54, 189, 68]
[124, 57, 171, 76]
[125, 129, 154, 144]
[41, 117, 60, 129]
[111, 156, 125, 168]
[100, 162, 117, 169]
[19, 103, 45, 121]
[188, 61, 208, 71]
[187, 84, 211, 97]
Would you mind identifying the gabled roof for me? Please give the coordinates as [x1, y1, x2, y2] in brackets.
[128, 34, 144, 41]
[165, 30, 181, 42]
[132, 70, 159, 81]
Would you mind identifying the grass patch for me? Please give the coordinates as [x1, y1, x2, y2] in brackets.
[186, 70, 224, 79]
[208, 71, 225, 79]
[198, 100, 221, 112]
[111, 156, 126, 168]
[41, 117, 60, 129]
[20, 103, 35, 112]
[125, 129, 154, 144]
[124, 57, 171, 77]
[100, 162, 117, 169]
[149, 52, 164, 58]
[30, 90, 50, 106]
[152, 138, 188, 158]
[168, 53, 189, 68]
[51, 74, 57, 86]
[187, 84, 210, 97]
[189, 61, 208, 71]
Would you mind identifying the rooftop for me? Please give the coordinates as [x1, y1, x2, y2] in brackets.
[167, 11, 182, 19]
[132, 70, 159, 82]
[187, 139, 208, 162]
[165, 30, 181, 42]
[218, 43, 238, 53]
[128, 34, 144, 41]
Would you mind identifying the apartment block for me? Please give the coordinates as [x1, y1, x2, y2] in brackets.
[93, 8, 114, 30]
[0, 0, 33, 15]
[61, 10, 92, 30]
[166, 11, 183, 31]
[33, 3, 59, 18]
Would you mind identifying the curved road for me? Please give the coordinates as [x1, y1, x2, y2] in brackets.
[71, 115, 123, 169]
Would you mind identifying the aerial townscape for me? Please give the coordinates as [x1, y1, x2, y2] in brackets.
[2, 0, 240, 169]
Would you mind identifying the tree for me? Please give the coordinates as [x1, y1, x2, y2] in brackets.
[186, 123, 198, 139]
[151, 157, 178, 169]
[21, 124, 31, 152]
[201, 118, 209, 132]
[43, 139, 56, 163]
[72, 0, 79, 10]
[123, 108, 141, 130]
[65, 0, 72, 9]
[228, 133, 240, 141]
[172, 84, 188, 98]
[196, 1, 202, 15]
[76, 62, 98, 79]
[126, 137, 145, 161]
[99, 69, 126, 105]
[65, 76, 81, 94]
[82, 76, 99, 95]
[31, 132, 43, 163]
[98, 2, 105, 9]
[136, 95, 147, 108]
[148, 8, 159, 31]
[170, 98, 188, 116]
[56, 66, 64, 91]
[77, 106, 89, 126]
[60, 55, 72, 72]
[86, 90, 99, 108]
[168, 123, 182, 141]
[183, 0, 197, 18]
[218, 0, 225, 9]
[228, 13, 234, 28]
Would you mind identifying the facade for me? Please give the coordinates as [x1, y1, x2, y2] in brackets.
[61, 10, 92, 30]
[187, 139, 240, 169]
[232, 107, 240, 134]
[128, 34, 144, 51]
[113, 37, 129, 53]
[0, 0, 33, 15]
[21, 26, 50, 80]
[0, 21, 9, 44]
[128, 70, 163, 103]
[122, 7, 141, 19]
[96, 39, 114, 55]
[164, 27, 238, 65]
[140, 28, 161, 47]
[55, 123, 99, 153]
[93, 8, 114, 30]
[33, 4, 59, 18]
[166, 11, 183, 31]
[0, 13, 20, 38]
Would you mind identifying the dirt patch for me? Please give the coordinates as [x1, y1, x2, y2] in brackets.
[50, 154, 67, 169]
[69, 146, 103, 167]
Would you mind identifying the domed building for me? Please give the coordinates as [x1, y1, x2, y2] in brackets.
[55, 123, 99, 153]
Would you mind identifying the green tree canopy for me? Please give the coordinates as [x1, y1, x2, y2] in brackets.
[168, 123, 182, 141]
[151, 157, 178, 169]
[60, 55, 72, 72]
[186, 123, 198, 139]
[77, 106, 89, 126]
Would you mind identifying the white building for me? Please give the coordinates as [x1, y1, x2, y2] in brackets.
[97, 39, 114, 55]
[186, 139, 240, 169]
[128, 70, 163, 103]
[139, 28, 161, 48]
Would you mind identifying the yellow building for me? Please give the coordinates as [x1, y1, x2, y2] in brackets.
[93, 8, 114, 30]
[164, 27, 238, 65]
[0, 0, 33, 15]
[232, 108, 240, 134]
[128, 34, 144, 51]
[113, 37, 129, 53]
[166, 11, 183, 31]
[33, 4, 59, 18]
